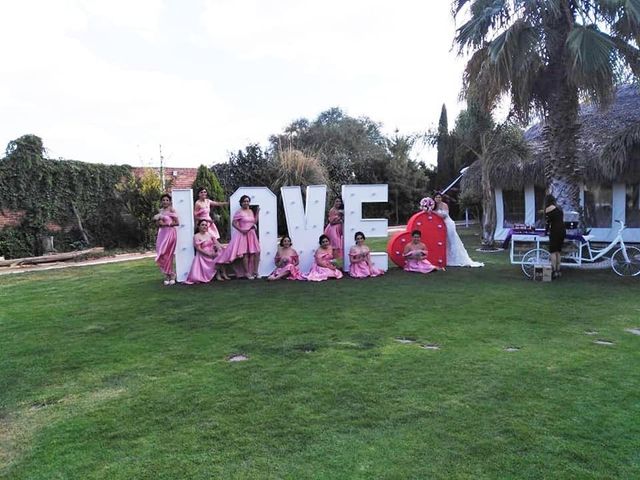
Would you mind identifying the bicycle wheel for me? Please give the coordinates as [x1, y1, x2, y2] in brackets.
[611, 246, 640, 277]
[521, 248, 551, 278]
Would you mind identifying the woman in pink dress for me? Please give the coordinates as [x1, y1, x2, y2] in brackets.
[185, 219, 224, 284]
[324, 197, 344, 259]
[153, 193, 179, 285]
[403, 230, 443, 274]
[216, 195, 260, 279]
[305, 234, 343, 281]
[348, 231, 384, 278]
[194, 187, 229, 240]
[268, 235, 305, 281]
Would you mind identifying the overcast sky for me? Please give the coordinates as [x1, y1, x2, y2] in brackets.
[0, 0, 468, 169]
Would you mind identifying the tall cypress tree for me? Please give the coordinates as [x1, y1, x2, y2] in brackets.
[436, 104, 452, 188]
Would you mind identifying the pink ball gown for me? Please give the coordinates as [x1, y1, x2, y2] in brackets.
[185, 234, 219, 284]
[155, 212, 178, 276]
[348, 245, 384, 278]
[403, 247, 437, 274]
[324, 208, 343, 256]
[194, 199, 220, 239]
[305, 249, 343, 281]
[270, 250, 305, 280]
[216, 209, 260, 277]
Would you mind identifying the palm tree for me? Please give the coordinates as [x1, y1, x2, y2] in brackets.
[454, 0, 640, 211]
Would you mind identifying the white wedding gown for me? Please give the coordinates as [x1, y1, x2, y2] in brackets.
[436, 209, 484, 267]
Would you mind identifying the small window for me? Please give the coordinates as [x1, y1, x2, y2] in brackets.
[625, 184, 640, 228]
[534, 186, 546, 228]
[502, 189, 525, 228]
[583, 185, 612, 228]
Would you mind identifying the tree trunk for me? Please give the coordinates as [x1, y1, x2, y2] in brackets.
[542, 3, 581, 213]
[72, 204, 91, 246]
[481, 164, 496, 247]
[395, 189, 399, 225]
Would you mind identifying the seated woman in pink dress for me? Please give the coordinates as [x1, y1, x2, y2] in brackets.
[153, 193, 179, 285]
[194, 187, 229, 240]
[185, 219, 225, 284]
[348, 231, 384, 278]
[324, 197, 344, 259]
[403, 230, 444, 274]
[305, 234, 343, 281]
[268, 235, 305, 281]
[216, 195, 260, 279]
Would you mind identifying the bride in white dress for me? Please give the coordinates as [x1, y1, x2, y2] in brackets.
[433, 193, 484, 267]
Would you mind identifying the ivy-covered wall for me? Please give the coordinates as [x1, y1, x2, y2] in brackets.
[0, 135, 138, 258]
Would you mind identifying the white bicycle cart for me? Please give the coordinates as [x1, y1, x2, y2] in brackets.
[510, 221, 640, 278]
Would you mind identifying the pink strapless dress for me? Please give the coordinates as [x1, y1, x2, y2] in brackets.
[216, 209, 260, 277]
[270, 253, 305, 280]
[403, 250, 437, 274]
[155, 212, 178, 275]
[324, 208, 343, 255]
[185, 237, 218, 284]
[305, 251, 343, 281]
[349, 246, 384, 278]
[194, 200, 220, 239]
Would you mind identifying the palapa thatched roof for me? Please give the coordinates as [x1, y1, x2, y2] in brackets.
[460, 84, 640, 203]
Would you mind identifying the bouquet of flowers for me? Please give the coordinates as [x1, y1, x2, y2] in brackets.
[419, 197, 435, 212]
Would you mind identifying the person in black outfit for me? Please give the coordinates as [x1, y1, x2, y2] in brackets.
[544, 194, 566, 279]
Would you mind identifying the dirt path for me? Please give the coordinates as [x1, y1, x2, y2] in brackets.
[0, 252, 155, 276]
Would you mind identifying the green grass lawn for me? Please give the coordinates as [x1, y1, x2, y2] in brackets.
[1, 228, 639, 479]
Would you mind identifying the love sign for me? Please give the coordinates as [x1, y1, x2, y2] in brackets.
[171, 184, 389, 281]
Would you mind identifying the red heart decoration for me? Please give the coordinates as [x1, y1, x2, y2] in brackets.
[387, 211, 447, 268]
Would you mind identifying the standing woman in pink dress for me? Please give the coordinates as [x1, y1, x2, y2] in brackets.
[194, 187, 229, 240]
[153, 193, 179, 285]
[305, 234, 343, 281]
[324, 197, 344, 259]
[185, 219, 224, 284]
[268, 235, 305, 281]
[348, 231, 384, 278]
[217, 195, 260, 279]
[403, 230, 443, 274]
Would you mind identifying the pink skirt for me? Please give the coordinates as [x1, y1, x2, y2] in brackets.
[305, 264, 343, 282]
[184, 251, 218, 284]
[404, 258, 437, 274]
[349, 261, 384, 278]
[270, 263, 305, 280]
[155, 227, 177, 275]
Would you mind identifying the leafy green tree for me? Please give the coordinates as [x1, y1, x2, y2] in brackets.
[454, 0, 640, 211]
[387, 132, 431, 224]
[450, 97, 495, 175]
[116, 169, 163, 249]
[270, 107, 389, 194]
[478, 124, 529, 247]
[213, 144, 277, 196]
[192, 165, 229, 239]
